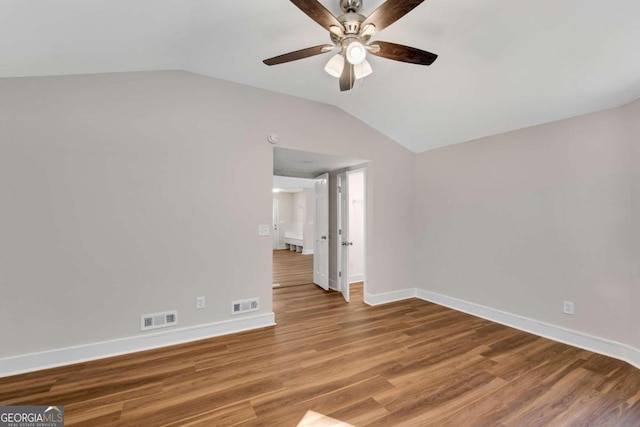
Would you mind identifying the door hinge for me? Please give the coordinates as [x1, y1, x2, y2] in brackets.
[338, 229, 342, 235]
[339, 271, 342, 277]
[338, 186, 341, 193]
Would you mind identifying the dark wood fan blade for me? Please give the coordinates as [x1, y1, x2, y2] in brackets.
[290, 0, 343, 31]
[339, 61, 355, 91]
[369, 41, 437, 65]
[361, 0, 424, 34]
[263, 44, 333, 66]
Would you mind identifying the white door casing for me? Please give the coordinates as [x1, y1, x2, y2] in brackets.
[272, 198, 279, 250]
[313, 173, 329, 290]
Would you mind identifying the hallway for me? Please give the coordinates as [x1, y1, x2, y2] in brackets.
[272, 249, 313, 288]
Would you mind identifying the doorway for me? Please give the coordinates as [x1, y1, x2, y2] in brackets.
[272, 175, 316, 288]
[272, 147, 369, 302]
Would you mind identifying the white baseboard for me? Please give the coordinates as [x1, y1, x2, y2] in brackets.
[349, 274, 365, 284]
[416, 289, 640, 370]
[0, 312, 275, 378]
[629, 348, 640, 369]
[364, 288, 417, 306]
[302, 249, 314, 255]
[362, 286, 640, 369]
[329, 279, 338, 291]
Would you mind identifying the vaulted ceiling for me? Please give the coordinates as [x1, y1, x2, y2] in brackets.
[2, 0, 639, 153]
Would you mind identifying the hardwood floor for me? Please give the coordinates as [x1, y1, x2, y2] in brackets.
[272, 249, 313, 288]
[1, 284, 639, 426]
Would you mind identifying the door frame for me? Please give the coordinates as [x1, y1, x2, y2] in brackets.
[272, 198, 279, 250]
[271, 147, 369, 305]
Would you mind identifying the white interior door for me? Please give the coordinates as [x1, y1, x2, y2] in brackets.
[313, 173, 329, 290]
[337, 173, 350, 302]
[347, 170, 365, 283]
[272, 198, 279, 249]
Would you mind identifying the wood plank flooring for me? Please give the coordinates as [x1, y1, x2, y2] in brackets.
[1, 284, 639, 426]
[272, 249, 313, 288]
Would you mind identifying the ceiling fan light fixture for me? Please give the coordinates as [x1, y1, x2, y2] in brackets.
[324, 54, 344, 78]
[345, 40, 366, 65]
[263, 0, 437, 92]
[354, 59, 373, 79]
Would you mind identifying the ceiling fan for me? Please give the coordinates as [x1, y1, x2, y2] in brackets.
[263, 0, 438, 92]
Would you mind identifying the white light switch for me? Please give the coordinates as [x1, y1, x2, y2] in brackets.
[258, 225, 270, 236]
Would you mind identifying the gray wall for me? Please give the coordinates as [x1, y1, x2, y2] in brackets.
[0, 71, 416, 358]
[2, 68, 636, 363]
[414, 98, 639, 348]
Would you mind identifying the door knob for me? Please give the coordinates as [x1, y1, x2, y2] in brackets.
[321, 235, 327, 240]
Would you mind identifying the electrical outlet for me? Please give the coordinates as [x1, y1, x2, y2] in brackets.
[563, 301, 574, 315]
[196, 296, 205, 310]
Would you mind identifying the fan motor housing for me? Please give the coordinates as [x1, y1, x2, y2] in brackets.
[339, 12, 366, 34]
[331, 12, 369, 45]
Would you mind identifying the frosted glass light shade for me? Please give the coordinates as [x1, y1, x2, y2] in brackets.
[354, 59, 373, 79]
[346, 41, 366, 65]
[324, 54, 344, 78]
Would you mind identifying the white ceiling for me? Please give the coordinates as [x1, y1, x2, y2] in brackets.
[273, 175, 315, 192]
[2, 0, 639, 153]
[274, 147, 367, 178]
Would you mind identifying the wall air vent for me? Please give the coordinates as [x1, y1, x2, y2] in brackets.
[232, 298, 259, 315]
[140, 310, 178, 331]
